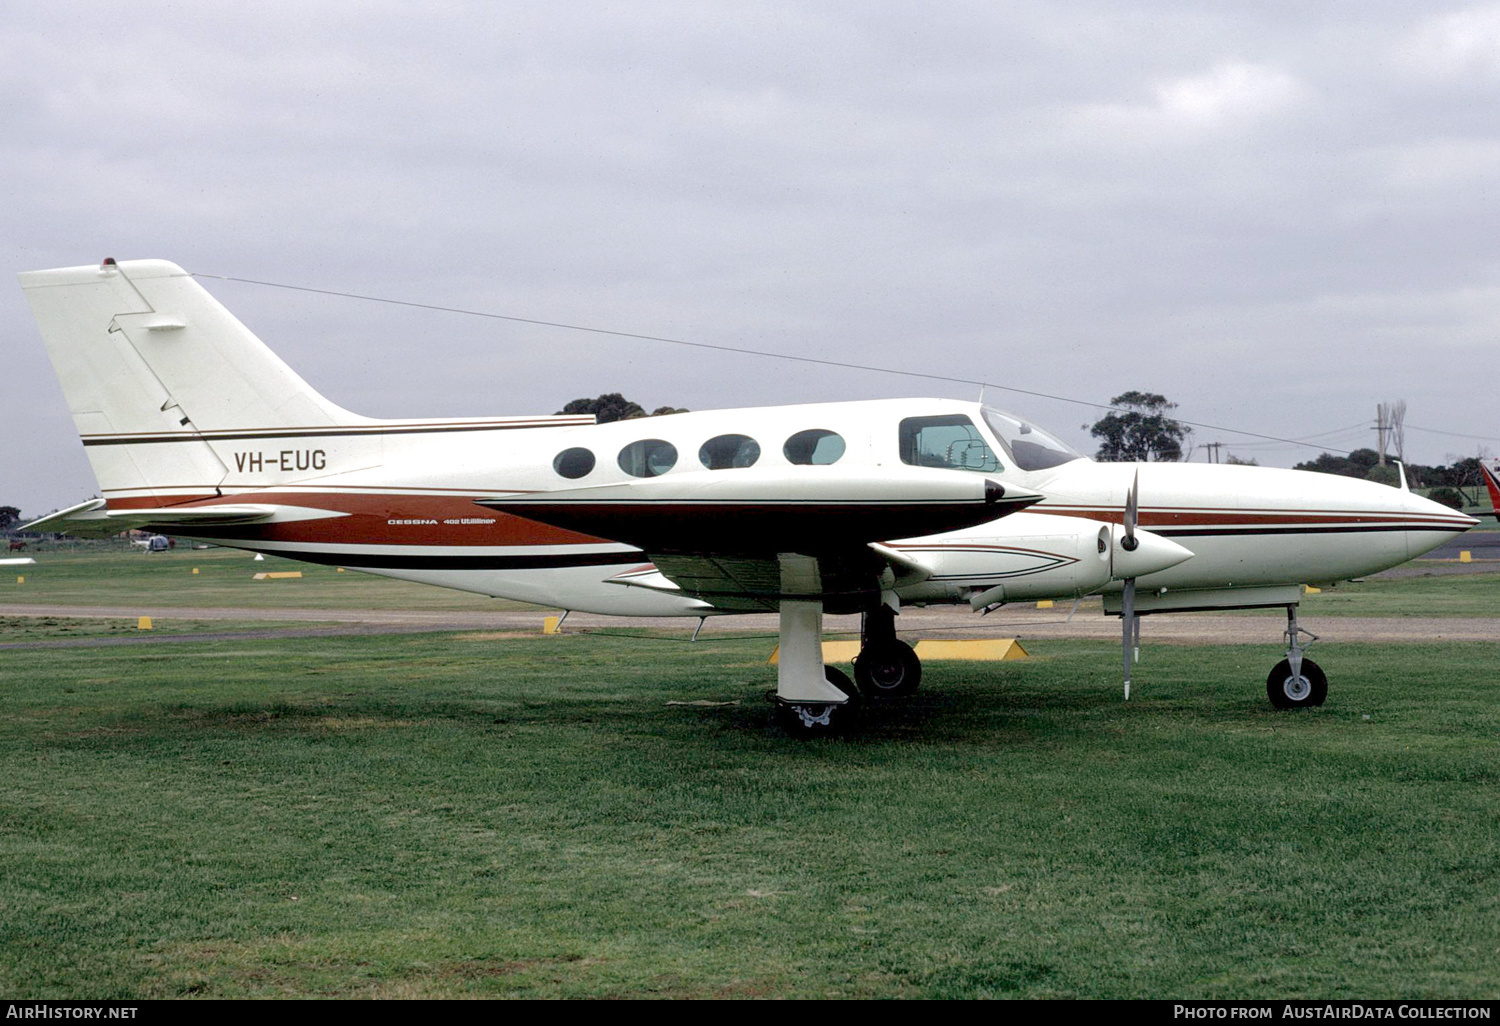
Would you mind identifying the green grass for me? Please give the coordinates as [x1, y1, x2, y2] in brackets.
[6, 545, 1499, 619]
[1, 631, 1496, 998]
[1299, 570, 1500, 618]
[0, 545, 534, 611]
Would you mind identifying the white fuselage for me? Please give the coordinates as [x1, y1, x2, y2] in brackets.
[94, 397, 1473, 615]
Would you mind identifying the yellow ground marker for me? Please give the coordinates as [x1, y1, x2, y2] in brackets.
[252, 571, 303, 580]
[137, 616, 153, 631]
[192, 567, 199, 575]
[1036, 599, 1054, 609]
[1460, 550, 1472, 563]
[15, 576, 22, 585]
[1304, 585, 1321, 594]
[914, 639, 1028, 661]
[543, 615, 563, 634]
[770, 639, 1027, 664]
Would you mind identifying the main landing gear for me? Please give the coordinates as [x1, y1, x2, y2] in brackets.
[852, 604, 922, 698]
[771, 560, 925, 737]
[1267, 603, 1326, 710]
[772, 556, 862, 737]
[774, 665, 860, 737]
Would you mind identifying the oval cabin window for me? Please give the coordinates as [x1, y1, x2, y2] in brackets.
[617, 439, 678, 478]
[553, 447, 596, 479]
[783, 429, 846, 466]
[699, 434, 761, 470]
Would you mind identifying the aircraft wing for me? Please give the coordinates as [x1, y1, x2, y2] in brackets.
[485, 467, 1039, 609]
[479, 467, 1040, 555]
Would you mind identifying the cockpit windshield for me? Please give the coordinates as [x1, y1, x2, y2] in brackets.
[981, 407, 1085, 471]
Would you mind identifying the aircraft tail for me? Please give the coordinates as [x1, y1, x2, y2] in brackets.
[19, 258, 363, 502]
[1481, 459, 1500, 520]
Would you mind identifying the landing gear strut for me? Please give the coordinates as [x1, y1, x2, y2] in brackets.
[853, 603, 922, 698]
[772, 556, 859, 737]
[1267, 603, 1326, 709]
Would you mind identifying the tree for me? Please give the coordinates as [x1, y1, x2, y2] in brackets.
[0, 506, 19, 531]
[1089, 391, 1191, 462]
[556, 393, 646, 423]
[1427, 487, 1466, 510]
[1293, 449, 1380, 479]
[555, 394, 690, 423]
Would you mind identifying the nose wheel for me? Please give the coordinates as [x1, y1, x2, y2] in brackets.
[1266, 656, 1327, 709]
[1268, 603, 1326, 709]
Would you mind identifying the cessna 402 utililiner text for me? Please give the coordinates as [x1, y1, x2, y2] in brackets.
[19, 259, 1476, 735]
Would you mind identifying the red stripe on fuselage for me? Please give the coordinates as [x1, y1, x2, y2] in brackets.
[105, 491, 612, 547]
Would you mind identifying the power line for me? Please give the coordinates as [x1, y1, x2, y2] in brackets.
[189, 270, 1412, 458]
[1404, 424, 1500, 445]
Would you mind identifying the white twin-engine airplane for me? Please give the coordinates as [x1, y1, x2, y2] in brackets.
[20, 259, 1477, 735]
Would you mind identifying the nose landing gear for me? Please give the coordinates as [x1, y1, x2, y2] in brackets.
[1267, 604, 1326, 709]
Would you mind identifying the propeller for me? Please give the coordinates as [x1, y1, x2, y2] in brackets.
[1121, 469, 1140, 700]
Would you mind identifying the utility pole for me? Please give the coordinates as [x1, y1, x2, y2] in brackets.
[1375, 403, 1387, 467]
[1204, 442, 1222, 464]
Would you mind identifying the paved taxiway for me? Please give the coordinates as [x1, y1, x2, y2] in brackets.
[3, 599, 1495, 649]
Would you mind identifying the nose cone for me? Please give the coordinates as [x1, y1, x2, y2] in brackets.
[1401, 491, 1479, 560]
[1112, 526, 1193, 579]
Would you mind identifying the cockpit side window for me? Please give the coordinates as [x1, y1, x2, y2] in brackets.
[898, 415, 1002, 473]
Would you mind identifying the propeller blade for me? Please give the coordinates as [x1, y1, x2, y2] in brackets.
[1122, 469, 1140, 551]
[1122, 576, 1135, 700]
[1121, 468, 1142, 699]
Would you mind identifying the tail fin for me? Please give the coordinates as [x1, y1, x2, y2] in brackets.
[19, 259, 363, 501]
[1481, 459, 1500, 521]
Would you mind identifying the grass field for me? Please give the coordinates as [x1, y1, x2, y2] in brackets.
[0, 544, 528, 611]
[5, 544, 1499, 619]
[1, 545, 1497, 998]
[1, 627, 1497, 998]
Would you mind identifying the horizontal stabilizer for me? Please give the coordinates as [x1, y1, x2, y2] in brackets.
[23, 498, 112, 537]
[24, 498, 347, 537]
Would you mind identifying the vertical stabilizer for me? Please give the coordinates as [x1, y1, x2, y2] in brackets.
[18, 259, 363, 501]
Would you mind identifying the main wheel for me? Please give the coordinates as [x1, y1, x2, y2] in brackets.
[1266, 657, 1327, 709]
[775, 666, 860, 737]
[853, 640, 922, 698]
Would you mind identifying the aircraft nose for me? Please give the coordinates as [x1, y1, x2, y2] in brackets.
[1402, 492, 1480, 561]
[1112, 526, 1193, 579]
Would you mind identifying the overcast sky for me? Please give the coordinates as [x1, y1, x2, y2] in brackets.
[6, 1, 1500, 515]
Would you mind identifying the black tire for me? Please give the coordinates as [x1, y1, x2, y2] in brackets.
[853, 640, 922, 698]
[775, 666, 860, 737]
[1266, 657, 1327, 709]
